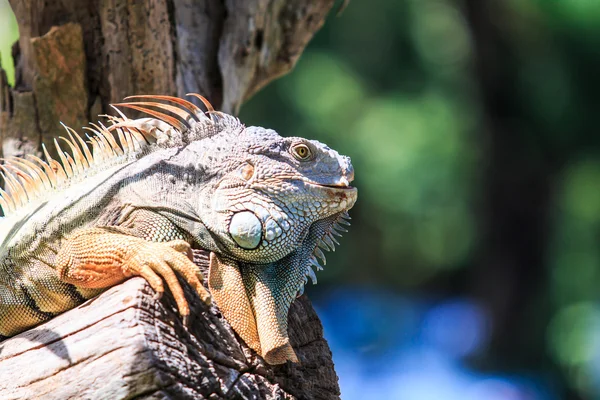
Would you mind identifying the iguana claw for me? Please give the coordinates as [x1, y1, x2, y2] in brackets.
[56, 228, 212, 324]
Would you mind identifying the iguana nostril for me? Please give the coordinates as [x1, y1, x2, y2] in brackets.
[229, 211, 262, 249]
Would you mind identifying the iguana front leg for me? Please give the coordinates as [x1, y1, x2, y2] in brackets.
[55, 228, 211, 324]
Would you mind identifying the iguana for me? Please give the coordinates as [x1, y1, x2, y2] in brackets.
[0, 94, 356, 365]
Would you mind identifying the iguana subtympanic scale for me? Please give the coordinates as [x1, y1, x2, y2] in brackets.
[0, 94, 356, 364]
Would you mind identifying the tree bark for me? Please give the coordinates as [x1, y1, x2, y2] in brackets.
[0, 1, 340, 398]
[0, 0, 336, 159]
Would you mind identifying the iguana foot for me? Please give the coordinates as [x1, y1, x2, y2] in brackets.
[56, 228, 211, 324]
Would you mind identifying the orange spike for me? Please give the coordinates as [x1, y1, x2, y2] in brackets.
[122, 127, 146, 149]
[42, 143, 55, 165]
[61, 125, 89, 170]
[118, 101, 194, 125]
[83, 126, 113, 152]
[4, 165, 36, 201]
[63, 124, 94, 167]
[108, 105, 129, 122]
[93, 132, 117, 159]
[106, 119, 159, 141]
[11, 168, 38, 197]
[91, 123, 123, 155]
[64, 153, 78, 176]
[186, 93, 215, 112]
[83, 128, 108, 161]
[43, 144, 68, 184]
[124, 129, 137, 152]
[126, 128, 140, 152]
[0, 168, 26, 206]
[0, 187, 15, 214]
[89, 136, 111, 162]
[48, 159, 68, 185]
[9, 157, 51, 191]
[54, 139, 74, 178]
[125, 94, 202, 114]
[114, 128, 130, 154]
[112, 103, 187, 131]
[59, 137, 86, 173]
[116, 128, 130, 153]
[27, 154, 58, 188]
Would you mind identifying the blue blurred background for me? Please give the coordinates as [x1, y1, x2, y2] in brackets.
[2, 0, 600, 399]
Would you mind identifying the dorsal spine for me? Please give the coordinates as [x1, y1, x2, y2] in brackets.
[0, 93, 227, 217]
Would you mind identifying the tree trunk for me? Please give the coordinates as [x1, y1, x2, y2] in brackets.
[0, 0, 336, 159]
[463, 0, 555, 371]
[0, 1, 340, 398]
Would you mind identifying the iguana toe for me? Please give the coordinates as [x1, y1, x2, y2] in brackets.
[56, 228, 211, 324]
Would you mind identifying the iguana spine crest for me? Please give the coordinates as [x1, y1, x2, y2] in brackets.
[0, 94, 237, 218]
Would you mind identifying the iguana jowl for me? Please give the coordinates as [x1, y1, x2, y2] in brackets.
[0, 94, 357, 364]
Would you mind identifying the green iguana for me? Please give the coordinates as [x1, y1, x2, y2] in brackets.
[0, 94, 356, 365]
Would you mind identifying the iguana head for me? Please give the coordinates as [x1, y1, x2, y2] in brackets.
[196, 126, 356, 264]
[114, 95, 357, 364]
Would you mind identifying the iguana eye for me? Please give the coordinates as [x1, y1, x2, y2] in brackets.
[239, 162, 254, 181]
[291, 144, 312, 161]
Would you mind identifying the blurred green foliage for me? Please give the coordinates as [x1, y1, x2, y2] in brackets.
[243, 0, 482, 287]
[0, 0, 18, 86]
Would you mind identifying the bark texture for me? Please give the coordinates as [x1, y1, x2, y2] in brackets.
[0, 251, 340, 399]
[0, 0, 336, 160]
[0, 1, 340, 398]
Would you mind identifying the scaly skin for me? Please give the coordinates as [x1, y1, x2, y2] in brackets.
[56, 227, 211, 322]
[0, 94, 357, 364]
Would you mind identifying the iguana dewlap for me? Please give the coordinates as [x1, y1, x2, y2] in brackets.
[0, 94, 356, 364]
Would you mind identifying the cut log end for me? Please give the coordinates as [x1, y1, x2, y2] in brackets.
[0, 250, 340, 399]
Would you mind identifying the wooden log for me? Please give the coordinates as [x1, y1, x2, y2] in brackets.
[0, 251, 340, 399]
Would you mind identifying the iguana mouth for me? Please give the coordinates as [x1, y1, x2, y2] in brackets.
[303, 172, 354, 190]
[316, 183, 355, 189]
[304, 181, 358, 197]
